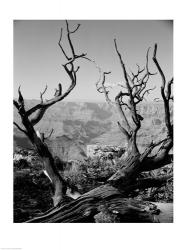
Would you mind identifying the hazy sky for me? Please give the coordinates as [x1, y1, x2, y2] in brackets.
[14, 20, 173, 102]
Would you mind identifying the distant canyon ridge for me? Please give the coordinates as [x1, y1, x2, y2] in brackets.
[14, 100, 171, 161]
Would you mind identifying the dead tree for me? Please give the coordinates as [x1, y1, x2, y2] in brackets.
[93, 40, 173, 196]
[14, 21, 87, 207]
[14, 22, 173, 223]
[95, 40, 173, 172]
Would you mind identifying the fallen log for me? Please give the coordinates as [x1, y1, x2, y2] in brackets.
[27, 184, 172, 223]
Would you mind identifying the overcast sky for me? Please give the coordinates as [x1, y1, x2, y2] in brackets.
[14, 20, 173, 102]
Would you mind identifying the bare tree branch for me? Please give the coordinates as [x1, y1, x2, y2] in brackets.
[69, 23, 81, 34]
[40, 85, 48, 103]
[18, 86, 24, 106]
[131, 64, 145, 83]
[13, 21, 87, 207]
[66, 20, 76, 58]
[58, 28, 70, 60]
[166, 77, 173, 100]
[44, 128, 54, 140]
[114, 40, 141, 131]
[135, 86, 156, 104]
[13, 100, 20, 110]
[117, 121, 131, 141]
[95, 66, 113, 105]
[153, 43, 173, 137]
[153, 44, 166, 89]
[115, 91, 131, 134]
[13, 122, 28, 135]
[114, 39, 132, 95]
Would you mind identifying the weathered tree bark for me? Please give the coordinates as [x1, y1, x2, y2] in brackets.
[27, 192, 156, 223]
[26, 173, 172, 223]
[26, 145, 172, 223]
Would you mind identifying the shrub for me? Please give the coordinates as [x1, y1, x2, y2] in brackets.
[63, 157, 118, 193]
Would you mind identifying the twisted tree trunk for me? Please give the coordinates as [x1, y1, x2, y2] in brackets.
[27, 150, 172, 223]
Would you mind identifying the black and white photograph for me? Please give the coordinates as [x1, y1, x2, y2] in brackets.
[13, 19, 173, 223]
[2, 0, 187, 249]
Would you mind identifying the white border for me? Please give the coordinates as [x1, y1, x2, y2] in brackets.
[0, 0, 186, 250]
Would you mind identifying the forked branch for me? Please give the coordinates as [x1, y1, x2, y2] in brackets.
[114, 40, 156, 140]
[13, 122, 28, 135]
[153, 43, 173, 137]
[95, 67, 112, 105]
[95, 40, 156, 153]
[13, 21, 87, 207]
[23, 22, 87, 127]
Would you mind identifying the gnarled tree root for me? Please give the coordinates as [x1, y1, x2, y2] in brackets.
[27, 184, 167, 223]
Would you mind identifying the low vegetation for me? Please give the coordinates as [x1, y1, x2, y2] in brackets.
[14, 150, 173, 222]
